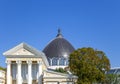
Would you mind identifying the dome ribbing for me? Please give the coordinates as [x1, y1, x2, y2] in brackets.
[43, 29, 75, 58]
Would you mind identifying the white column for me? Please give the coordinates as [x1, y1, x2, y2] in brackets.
[65, 60, 67, 66]
[16, 60, 22, 84]
[6, 60, 11, 84]
[50, 58, 52, 66]
[27, 60, 32, 84]
[37, 61, 42, 84]
[58, 58, 60, 66]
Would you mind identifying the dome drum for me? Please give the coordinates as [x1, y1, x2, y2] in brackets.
[47, 57, 69, 66]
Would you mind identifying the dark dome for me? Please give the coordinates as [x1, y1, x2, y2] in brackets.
[43, 29, 75, 58]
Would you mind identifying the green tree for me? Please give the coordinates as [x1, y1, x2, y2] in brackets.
[69, 47, 110, 84]
[0, 66, 6, 71]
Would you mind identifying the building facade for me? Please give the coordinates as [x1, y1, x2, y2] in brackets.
[3, 30, 77, 84]
[0, 70, 5, 84]
[4, 43, 77, 84]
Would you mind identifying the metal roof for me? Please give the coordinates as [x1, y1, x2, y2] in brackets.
[43, 29, 75, 58]
[107, 67, 120, 74]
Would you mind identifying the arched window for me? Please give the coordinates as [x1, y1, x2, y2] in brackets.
[59, 58, 65, 66]
[52, 58, 58, 66]
[65, 59, 69, 65]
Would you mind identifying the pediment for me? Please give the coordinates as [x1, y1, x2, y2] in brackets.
[3, 43, 36, 56]
[11, 48, 34, 55]
[3, 42, 49, 67]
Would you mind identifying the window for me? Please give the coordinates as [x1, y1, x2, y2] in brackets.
[52, 58, 58, 66]
[11, 64, 17, 79]
[21, 64, 28, 80]
[32, 64, 38, 79]
[59, 58, 65, 66]
[48, 58, 52, 66]
[66, 59, 69, 65]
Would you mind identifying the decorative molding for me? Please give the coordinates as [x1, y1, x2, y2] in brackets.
[27, 60, 32, 64]
[37, 61, 42, 65]
[5, 60, 11, 64]
[16, 60, 22, 64]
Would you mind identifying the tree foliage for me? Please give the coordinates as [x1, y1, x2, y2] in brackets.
[55, 68, 67, 73]
[0, 66, 6, 71]
[69, 47, 110, 84]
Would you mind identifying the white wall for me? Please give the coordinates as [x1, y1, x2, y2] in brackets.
[0, 70, 5, 84]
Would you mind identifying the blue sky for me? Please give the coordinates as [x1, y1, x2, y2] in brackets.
[0, 0, 120, 68]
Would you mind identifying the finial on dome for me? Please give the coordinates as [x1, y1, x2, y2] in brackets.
[58, 28, 61, 34]
[56, 28, 63, 38]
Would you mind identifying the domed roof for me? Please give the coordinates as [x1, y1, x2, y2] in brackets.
[43, 29, 75, 58]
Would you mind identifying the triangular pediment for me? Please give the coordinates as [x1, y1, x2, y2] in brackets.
[11, 48, 34, 55]
[3, 43, 36, 56]
[3, 42, 49, 67]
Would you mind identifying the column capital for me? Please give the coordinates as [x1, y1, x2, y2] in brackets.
[16, 60, 22, 64]
[37, 61, 42, 65]
[27, 60, 32, 65]
[6, 60, 11, 64]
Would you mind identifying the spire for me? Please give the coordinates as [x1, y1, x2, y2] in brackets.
[56, 28, 63, 38]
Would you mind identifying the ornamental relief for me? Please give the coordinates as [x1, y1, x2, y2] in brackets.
[11, 48, 34, 55]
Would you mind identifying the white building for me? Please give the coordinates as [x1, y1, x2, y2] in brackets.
[4, 43, 77, 84]
[0, 70, 5, 84]
[3, 30, 77, 84]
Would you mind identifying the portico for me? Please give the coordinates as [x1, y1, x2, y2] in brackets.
[4, 43, 49, 84]
[6, 59, 43, 84]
